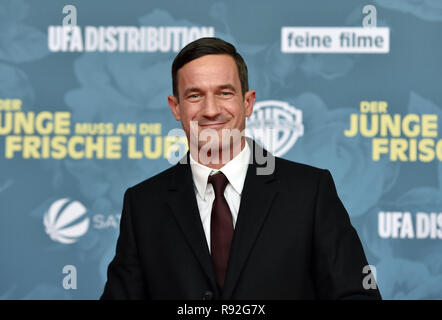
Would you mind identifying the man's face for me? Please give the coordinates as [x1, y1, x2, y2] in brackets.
[168, 54, 256, 154]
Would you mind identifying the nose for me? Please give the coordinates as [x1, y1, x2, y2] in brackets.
[202, 94, 221, 119]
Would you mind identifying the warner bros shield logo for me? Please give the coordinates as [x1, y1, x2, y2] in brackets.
[246, 100, 304, 157]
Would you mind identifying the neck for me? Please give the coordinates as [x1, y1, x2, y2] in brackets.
[190, 137, 246, 170]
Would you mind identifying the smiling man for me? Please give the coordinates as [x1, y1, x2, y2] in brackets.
[168, 44, 255, 169]
[101, 37, 381, 300]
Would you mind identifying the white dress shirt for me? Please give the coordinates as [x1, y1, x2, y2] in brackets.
[189, 142, 251, 253]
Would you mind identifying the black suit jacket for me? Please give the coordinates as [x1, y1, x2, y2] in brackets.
[101, 141, 381, 300]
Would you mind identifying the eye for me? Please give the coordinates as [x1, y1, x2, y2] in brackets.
[189, 94, 200, 99]
[220, 92, 233, 96]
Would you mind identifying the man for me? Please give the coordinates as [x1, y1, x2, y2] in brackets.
[101, 37, 381, 300]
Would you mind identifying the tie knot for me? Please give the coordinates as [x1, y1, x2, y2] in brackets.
[208, 172, 229, 196]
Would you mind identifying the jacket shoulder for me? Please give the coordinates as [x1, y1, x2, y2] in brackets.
[275, 156, 327, 179]
[273, 157, 334, 193]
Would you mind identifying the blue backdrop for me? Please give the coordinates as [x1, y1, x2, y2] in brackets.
[1, 0, 441, 299]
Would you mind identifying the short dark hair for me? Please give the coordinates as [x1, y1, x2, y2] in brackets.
[172, 37, 249, 99]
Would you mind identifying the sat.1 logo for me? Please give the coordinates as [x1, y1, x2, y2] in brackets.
[43, 198, 89, 244]
[44, 198, 121, 244]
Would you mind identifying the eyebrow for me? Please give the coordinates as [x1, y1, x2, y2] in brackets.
[218, 84, 237, 92]
[183, 87, 200, 97]
[182, 84, 237, 97]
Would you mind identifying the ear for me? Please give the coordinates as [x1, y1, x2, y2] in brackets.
[243, 90, 256, 118]
[168, 95, 181, 121]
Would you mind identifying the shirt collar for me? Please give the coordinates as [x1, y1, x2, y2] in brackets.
[189, 141, 251, 200]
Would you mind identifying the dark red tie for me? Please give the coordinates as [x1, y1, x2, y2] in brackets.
[208, 172, 234, 290]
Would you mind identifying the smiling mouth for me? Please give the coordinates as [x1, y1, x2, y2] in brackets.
[199, 122, 228, 128]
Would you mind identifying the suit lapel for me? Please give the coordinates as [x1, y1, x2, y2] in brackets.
[167, 157, 219, 295]
[166, 141, 279, 300]
[222, 141, 279, 299]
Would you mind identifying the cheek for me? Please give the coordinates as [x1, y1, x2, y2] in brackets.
[180, 105, 201, 132]
[227, 102, 245, 120]
[180, 104, 198, 121]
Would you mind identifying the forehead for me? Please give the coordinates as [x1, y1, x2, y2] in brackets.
[177, 54, 240, 89]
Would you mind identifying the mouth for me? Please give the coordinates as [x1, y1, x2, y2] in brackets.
[198, 121, 228, 130]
